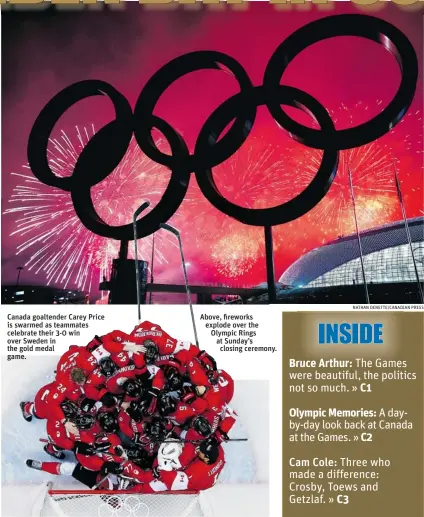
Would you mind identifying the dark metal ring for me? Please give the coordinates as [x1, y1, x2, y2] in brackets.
[195, 85, 339, 226]
[71, 115, 191, 240]
[263, 14, 418, 150]
[27, 80, 134, 191]
[133, 51, 255, 171]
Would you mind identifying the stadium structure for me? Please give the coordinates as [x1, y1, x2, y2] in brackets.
[280, 217, 424, 288]
[244, 218, 424, 304]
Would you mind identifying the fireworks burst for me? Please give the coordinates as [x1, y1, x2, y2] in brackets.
[275, 101, 423, 247]
[211, 229, 263, 278]
[4, 127, 180, 292]
[196, 135, 312, 277]
[303, 141, 399, 237]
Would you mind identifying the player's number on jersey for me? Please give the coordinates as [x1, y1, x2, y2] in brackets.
[218, 376, 228, 388]
[41, 389, 50, 401]
[53, 384, 66, 399]
[60, 351, 79, 371]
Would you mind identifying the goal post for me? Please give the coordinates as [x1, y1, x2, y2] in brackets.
[35, 483, 206, 517]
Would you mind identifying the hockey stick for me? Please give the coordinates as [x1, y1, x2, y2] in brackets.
[133, 201, 151, 322]
[159, 223, 199, 348]
[40, 437, 248, 447]
[92, 474, 110, 490]
[40, 437, 248, 446]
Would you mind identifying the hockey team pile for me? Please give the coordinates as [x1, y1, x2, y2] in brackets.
[21, 321, 236, 493]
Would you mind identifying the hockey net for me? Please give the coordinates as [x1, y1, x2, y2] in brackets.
[36, 484, 206, 517]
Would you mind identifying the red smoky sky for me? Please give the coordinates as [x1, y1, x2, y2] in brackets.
[1, 2, 423, 296]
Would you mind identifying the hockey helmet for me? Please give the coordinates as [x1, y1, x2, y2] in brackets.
[97, 411, 119, 433]
[158, 392, 177, 416]
[60, 400, 78, 420]
[75, 413, 95, 430]
[127, 400, 144, 423]
[197, 351, 217, 372]
[144, 340, 159, 365]
[207, 369, 220, 386]
[157, 442, 183, 472]
[145, 417, 166, 441]
[122, 379, 142, 398]
[126, 447, 148, 467]
[198, 437, 219, 464]
[99, 358, 117, 377]
[163, 366, 183, 391]
[191, 416, 212, 437]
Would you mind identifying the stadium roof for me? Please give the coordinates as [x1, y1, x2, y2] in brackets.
[279, 217, 424, 286]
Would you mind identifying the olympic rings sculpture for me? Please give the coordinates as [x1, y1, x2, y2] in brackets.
[27, 14, 418, 241]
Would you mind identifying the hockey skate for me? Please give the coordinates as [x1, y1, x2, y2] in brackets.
[26, 459, 42, 470]
[20, 402, 33, 422]
[44, 443, 66, 460]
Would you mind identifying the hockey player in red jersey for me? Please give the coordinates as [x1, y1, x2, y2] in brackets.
[118, 400, 170, 457]
[173, 415, 213, 442]
[55, 346, 98, 385]
[152, 437, 225, 492]
[189, 352, 234, 404]
[52, 334, 147, 388]
[86, 331, 147, 357]
[20, 368, 89, 435]
[104, 365, 143, 396]
[130, 321, 199, 358]
[157, 438, 225, 491]
[118, 401, 146, 443]
[185, 352, 235, 395]
[21, 382, 65, 422]
[166, 370, 233, 435]
[155, 351, 209, 387]
[161, 391, 207, 427]
[195, 369, 234, 410]
[75, 413, 123, 472]
[83, 358, 118, 408]
[27, 412, 123, 478]
[43, 401, 80, 460]
[210, 370, 235, 405]
[103, 437, 225, 493]
[43, 408, 120, 462]
[158, 381, 230, 435]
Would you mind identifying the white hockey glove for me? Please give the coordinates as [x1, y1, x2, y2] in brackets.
[113, 445, 128, 460]
[122, 341, 147, 354]
[64, 420, 78, 435]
